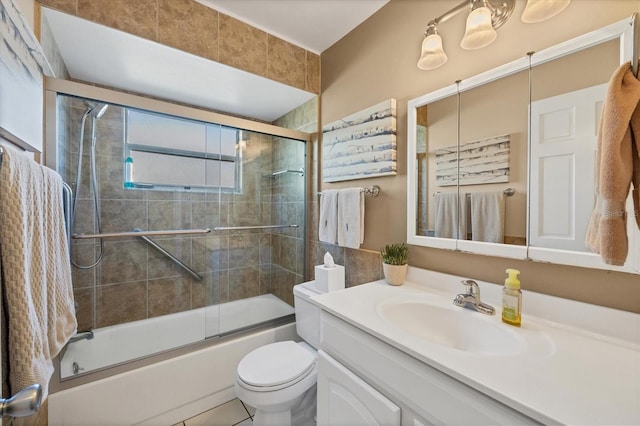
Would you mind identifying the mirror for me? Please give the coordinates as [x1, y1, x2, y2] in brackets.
[408, 16, 640, 272]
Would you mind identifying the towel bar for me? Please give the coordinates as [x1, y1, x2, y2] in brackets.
[433, 188, 515, 197]
[72, 228, 211, 239]
[213, 224, 298, 231]
[317, 185, 381, 197]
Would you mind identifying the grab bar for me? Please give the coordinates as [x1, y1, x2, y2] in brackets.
[68, 330, 94, 344]
[138, 234, 203, 281]
[267, 168, 304, 178]
[0, 384, 42, 418]
[72, 228, 211, 239]
[213, 224, 298, 231]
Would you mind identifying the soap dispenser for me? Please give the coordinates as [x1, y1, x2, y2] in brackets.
[502, 268, 522, 327]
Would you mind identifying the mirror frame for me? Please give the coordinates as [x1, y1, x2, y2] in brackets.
[407, 15, 640, 273]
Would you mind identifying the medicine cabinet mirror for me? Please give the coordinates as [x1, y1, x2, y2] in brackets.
[407, 16, 640, 273]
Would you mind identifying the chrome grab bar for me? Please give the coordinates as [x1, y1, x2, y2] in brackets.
[138, 234, 203, 281]
[213, 224, 298, 231]
[72, 228, 211, 239]
[0, 384, 42, 418]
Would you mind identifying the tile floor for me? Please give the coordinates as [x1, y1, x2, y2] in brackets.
[174, 399, 256, 426]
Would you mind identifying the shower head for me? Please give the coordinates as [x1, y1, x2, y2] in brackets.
[84, 101, 109, 119]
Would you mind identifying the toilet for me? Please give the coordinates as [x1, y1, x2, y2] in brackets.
[235, 282, 322, 426]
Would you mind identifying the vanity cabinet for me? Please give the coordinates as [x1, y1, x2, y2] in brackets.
[317, 312, 540, 426]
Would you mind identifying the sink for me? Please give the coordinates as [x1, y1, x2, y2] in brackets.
[377, 301, 527, 356]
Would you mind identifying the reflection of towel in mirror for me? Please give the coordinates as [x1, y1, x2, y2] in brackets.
[337, 188, 364, 249]
[0, 144, 77, 401]
[434, 193, 467, 239]
[585, 61, 640, 265]
[470, 192, 505, 243]
[319, 189, 339, 244]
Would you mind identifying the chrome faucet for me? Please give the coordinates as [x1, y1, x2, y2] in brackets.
[453, 280, 495, 315]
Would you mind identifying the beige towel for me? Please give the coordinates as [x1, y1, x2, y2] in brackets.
[319, 189, 338, 244]
[434, 193, 467, 239]
[470, 191, 505, 243]
[0, 144, 77, 400]
[337, 188, 364, 248]
[585, 62, 640, 265]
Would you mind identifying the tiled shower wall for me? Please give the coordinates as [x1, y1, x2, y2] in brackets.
[61, 95, 308, 331]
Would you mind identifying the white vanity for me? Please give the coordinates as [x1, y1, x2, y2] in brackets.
[311, 267, 640, 425]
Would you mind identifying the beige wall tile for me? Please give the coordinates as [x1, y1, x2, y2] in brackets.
[77, 0, 158, 41]
[219, 14, 267, 76]
[267, 35, 306, 90]
[148, 276, 192, 317]
[37, 0, 76, 14]
[158, 0, 218, 61]
[96, 281, 147, 327]
[306, 51, 320, 94]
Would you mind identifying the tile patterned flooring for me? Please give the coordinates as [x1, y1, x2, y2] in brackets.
[174, 399, 256, 426]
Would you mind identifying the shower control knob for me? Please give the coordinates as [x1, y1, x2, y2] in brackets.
[0, 384, 42, 418]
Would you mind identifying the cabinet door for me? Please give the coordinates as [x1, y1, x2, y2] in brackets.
[317, 350, 400, 426]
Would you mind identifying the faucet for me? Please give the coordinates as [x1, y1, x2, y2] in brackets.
[453, 280, 495, 315]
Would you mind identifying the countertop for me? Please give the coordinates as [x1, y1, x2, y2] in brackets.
[310, 267, 640, 425]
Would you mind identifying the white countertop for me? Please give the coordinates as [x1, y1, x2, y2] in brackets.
[310, 267, 640, 425]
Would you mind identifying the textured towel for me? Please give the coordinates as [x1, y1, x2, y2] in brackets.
[319, 189, 338, 244]
[337, 188, 364, 248]
[434, 193, 467, 239]
[470, 191, 505, 243]
[0, 144, 77, 400]
[585, 62, 640, 265]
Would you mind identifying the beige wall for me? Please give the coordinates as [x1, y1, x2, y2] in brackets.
[321, 0, 640, 312]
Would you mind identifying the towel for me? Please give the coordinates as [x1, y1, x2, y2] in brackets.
[434, 193, 467, 239]
[585, 62, 640, 265]
[337, 188, 364, 248]
[470, 191, 505, 243]
[0, 144, 77, 400]
[319, 189, 338, 244]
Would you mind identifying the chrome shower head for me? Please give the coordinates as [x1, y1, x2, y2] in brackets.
[84, 101, 109, 119]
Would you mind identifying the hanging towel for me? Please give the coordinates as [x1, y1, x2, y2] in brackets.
[434, 193, 467, 239]
[337, 188, 364, 249]
[470, 191, 505, 243]
[585, 61, 640, 265]
[0, 144, 77, 401]
[319, 189, 339, 244]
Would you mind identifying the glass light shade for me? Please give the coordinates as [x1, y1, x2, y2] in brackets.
[417, 33, 448, 70]
[521, 0, 570, 23]
[460, 6, 497, 50]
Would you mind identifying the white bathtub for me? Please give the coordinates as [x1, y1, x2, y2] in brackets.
[60, 294, 294, 378]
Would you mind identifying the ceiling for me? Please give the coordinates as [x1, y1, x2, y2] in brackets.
[42, 1, 389, 123]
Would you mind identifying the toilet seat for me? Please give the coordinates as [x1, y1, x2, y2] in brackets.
[237, 341, 316, 392]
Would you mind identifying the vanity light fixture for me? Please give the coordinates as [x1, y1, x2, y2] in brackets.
[417, 0, 571, 70]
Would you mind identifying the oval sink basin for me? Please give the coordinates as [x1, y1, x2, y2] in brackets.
[377, 301, 527, 356]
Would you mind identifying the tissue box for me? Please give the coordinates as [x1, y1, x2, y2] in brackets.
[315, 264, 345, 293]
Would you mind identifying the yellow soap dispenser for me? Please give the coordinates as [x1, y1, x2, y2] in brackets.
[502, 269, 522, 327]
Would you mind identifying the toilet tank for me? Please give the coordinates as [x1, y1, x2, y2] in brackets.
[293, 281, 323, 349]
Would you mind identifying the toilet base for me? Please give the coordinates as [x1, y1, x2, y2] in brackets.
[251, 384, 316, 426]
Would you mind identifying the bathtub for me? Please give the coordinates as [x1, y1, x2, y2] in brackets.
[60, 294, 295, 378]
[49, 294, 298, 425]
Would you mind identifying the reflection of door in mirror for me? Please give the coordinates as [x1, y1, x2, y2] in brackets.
[459, 70, 529, 245]
[530, 40, 619, 252]
[415, 95, 459, 239]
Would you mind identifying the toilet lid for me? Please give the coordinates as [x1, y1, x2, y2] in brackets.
[237, 341, 315, 388]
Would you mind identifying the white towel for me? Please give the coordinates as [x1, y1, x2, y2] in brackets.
[337, 188, 365, 248]
[434, 193, 468, 239]
[0, 144, 77, 400]
[319, 189, 339, 244]
[470, 191, 505, 243]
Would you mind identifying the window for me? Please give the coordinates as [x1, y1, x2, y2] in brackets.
[125, 108, 241, 192]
